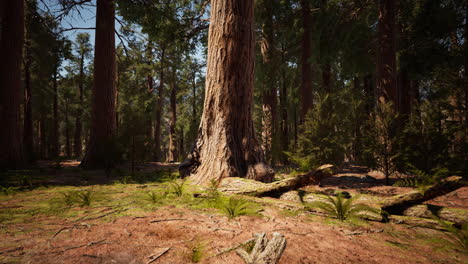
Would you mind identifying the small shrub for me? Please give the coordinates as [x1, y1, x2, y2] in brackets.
[146, 191, 159, 204]
[221, 197, 249, 220]
[186, 238, 206, 263]
[393, 178, 419, 187]
[308, 193, 380, 221]
[206, 179, 220, 198]
[61, 191, 78, 207]
[0, 186, 18, 196]
[169, 179, 186, 197]
[76, 190, 94, 207]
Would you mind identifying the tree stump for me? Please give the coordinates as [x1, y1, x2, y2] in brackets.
[236, 233, 287, 264]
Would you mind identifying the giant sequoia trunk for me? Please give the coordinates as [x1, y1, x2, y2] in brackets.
[81, 0, 117, 169]
[377, 0, 397, 106]
[0, 0, 25, 169]
[74, 52, 85, 158]
[300, 0, 313, 122]
[179, 0, 274, 185]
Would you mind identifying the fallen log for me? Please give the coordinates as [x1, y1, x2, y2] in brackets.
[399, 204, 467, 226]
[218, 164, 333, 197]
[381, 176, 466, 215]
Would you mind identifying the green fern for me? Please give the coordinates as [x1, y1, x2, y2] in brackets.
[308, 193, 380, 221]
[0, 186, 19, 196]
[393, 178, 419, 187]
[221, 197, 249, 220]
[76, 190, 94, 207]
[145, 191, 159, 204]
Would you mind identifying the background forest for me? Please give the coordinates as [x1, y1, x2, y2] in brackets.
[1, 0, 467, 181]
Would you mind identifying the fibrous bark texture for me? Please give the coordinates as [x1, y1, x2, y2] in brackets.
[179, 0, 274, 185]
[153, 47, 165, 161]
[377, 0, 397, 105]
[0, 0, 25, 169]
[81, 0, 116, 169]
[74, 51, 85, 158]
[236, 233, 286, 264]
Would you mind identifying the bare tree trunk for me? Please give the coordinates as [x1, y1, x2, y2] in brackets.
[279, 47, 288, 164]
[81, 0, 117, 169]
[23, 23, 34, 162]
[74, 53, 85, 158]
[0, 0, 25, 169]
[377, 0, 397, 106]
[167, 68, 177, 162]
[322, 63, 331, 93]
[154, 47, 165, 161]
[179, 0, 274, 185]
[146, 41, 154, 146]
[465, 1, 468, 129]
[65, 100, 71, 158]
[51, 66, 60, 158]
[300, 0, 313, 122]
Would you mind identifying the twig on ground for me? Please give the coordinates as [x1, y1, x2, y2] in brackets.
[212, 238, 255, 257]
[150, 218, 188, 223]
[48, 239, 109, 254]
[0, 247, 24, 255]
[146, 247, 171, 264]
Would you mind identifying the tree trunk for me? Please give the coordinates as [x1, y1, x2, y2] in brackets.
[0, 0, 25, 169]
[260, 0, 277, 164]
[23, 24, 34, 163]
[322, 63, 331, 93]
[154, 47, 165, 161]
[236, 233, 287, 264]
[465, 1, 468, 129]
[179, 0, 274, 185]
[363, 74, 373, 116]
[167, 68, 177, 162]
[51, 66, 60, 158]
[300, 0, 313, 122]
[279, 47, 288, 164]
[146, 41, 154, 145]
[74, 52, 85, 158]
[81, 0, 117, 169]
[65, 100, 71, 158]
[377, 0, 397, 106]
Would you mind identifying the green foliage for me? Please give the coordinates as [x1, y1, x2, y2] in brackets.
[220, 197, 249, 220]
[186, 238, 206, 263]
[0, 186, 19, 196]
[145, 191, 159, 204]
[288, 94, 345, 171]
[308, 193, 380, 221]
[76, 190, 94, 207]
[393, 178, 420, 187]
[169, 179, 186, 197]
[61, 191, 78, 207]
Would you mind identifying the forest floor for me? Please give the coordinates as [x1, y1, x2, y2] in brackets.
[0, 161, 466, 264]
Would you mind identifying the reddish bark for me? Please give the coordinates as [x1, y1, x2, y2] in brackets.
[81, 0, 117, 169]
[180, 0, 274, 184]
[0, 0, 25, 169]
[300, 0, 313, 122]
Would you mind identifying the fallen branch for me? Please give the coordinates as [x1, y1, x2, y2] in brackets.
[48, 239, 109, 254]
[218, 164, 334, 197]
[147, 247, 171, 264]
[381, 176, 465, 215]
[150, 218, 188, 223]
[0, 246, 23, 255]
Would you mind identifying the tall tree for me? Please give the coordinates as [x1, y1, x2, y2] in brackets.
[180, 0, 274, 184]
[23, 5, 33, 163]
[0, 0, 25, 169]
[81, 0, 117, 168]
[167, 67, 177, 162]
[300, 0, 313, 122]
[377, 0, 397, 105]
[73, 33, 92, 158]
[154, 46, 165, 161]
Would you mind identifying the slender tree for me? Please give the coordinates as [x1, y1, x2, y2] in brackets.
[81, 0, 117, 169]
[153, 46, 165, 161]
[73, 33, 91, 158]
[300, 0, 313, 122]
[180, 0, 274, 184]
[23, 10, 34, 162]
[167, 67, 177, 162]
[0, 0, 25, 169]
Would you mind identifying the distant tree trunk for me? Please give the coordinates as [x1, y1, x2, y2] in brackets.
[146, 41, 153, 145]
[65, 100, 71, 158]
[0, 0, 25, 169]
[154, 47, 165, 161]
[23, 26, 34, 162]
[74, 52, 85, 158]
[81, 0, 117, 169]
[167, 68, 177, 162]
[465, 1, 468, 128]
[39, 115, 47, 158]
[260, 0, 277, 164]
[179, 0, 274, 185]
[279, 47, 288, 164]
[300, 0, 313, 122]
[397, 69, 411, 117]
[322, 63, 331, 93]
[377, 0, 397, 106]
[51, 66, 60, 158]
[363, 74, 373, 116]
